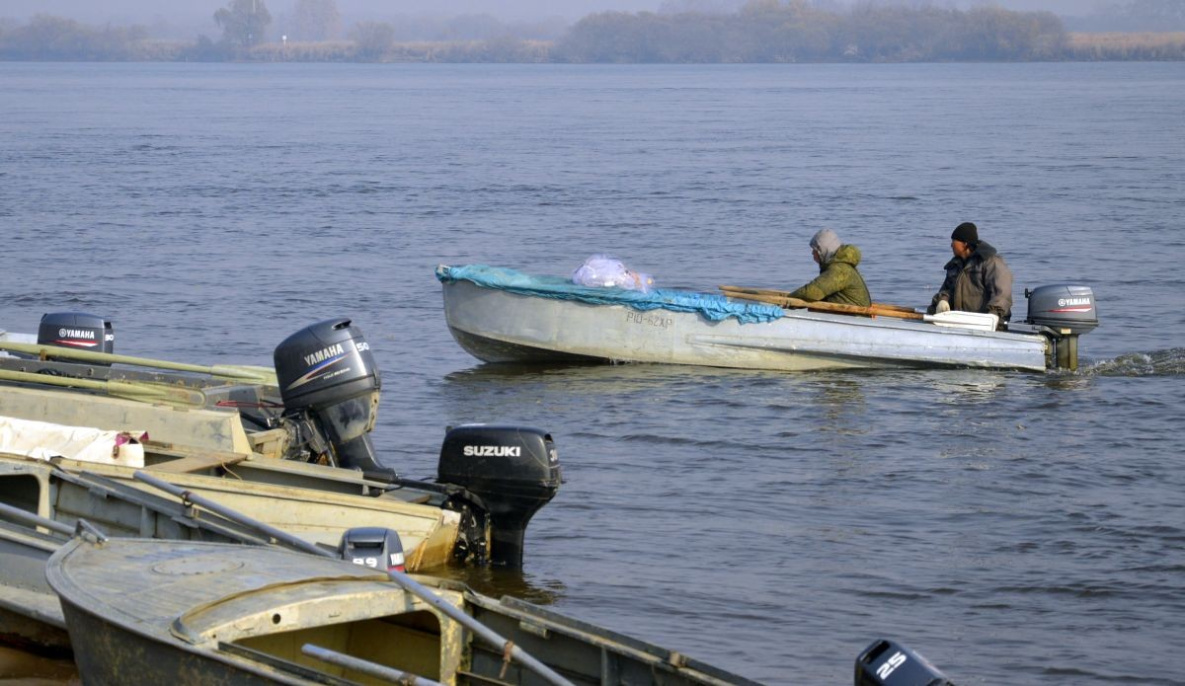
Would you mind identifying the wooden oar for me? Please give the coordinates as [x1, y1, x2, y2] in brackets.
[0, 341, 276, 384]
[0, 369, 207, 407]
[720, 285, 920, 314]
[719, 285, 924, 321]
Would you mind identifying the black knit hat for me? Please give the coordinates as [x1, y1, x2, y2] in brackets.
[951, 222, 978, 244]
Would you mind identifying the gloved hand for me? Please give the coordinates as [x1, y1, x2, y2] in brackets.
[935, 299, 951, 314]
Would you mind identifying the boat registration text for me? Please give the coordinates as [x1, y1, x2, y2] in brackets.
[626, 311, 674, 329]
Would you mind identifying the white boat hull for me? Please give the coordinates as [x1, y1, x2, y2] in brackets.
[442, 280, 1049, 372]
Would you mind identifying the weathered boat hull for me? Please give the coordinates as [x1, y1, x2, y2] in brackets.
[0, 521, 70, 654]
[46, 604, 299, 686]
[48, 537, 760, 686]
[0, 322, 559, 652]
[0, 453, 460, 566]
[442, 279, 1049, 372]
[0, 451, 463, 654]
[0, 334, 559, 573]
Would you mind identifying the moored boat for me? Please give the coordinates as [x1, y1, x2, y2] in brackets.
[0, 315, 561, 653]
[0, 315, 561, 571]
[437, 265, 1099, 372]
[24, 491, 958, 686]
[46, 534, 764, 686]
[0, 446, 487, 655]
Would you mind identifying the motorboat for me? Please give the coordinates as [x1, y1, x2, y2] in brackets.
[437, 265, 1100, 372]
[45, 520, 764, 685]
[0, 448, 480, 654]
[14, 481, 959, 686]
[0, 315, 561, 653]
[0, 314, 560, 571]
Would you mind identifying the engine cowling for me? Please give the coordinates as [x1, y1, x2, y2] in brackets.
[37, 312, 114, 355]
[855, 638, 954, 686]
[1025, 285, 1099, 371]
[438, 424, 561, 568]
[273, 318, 390, 476]
[1026, 284, 1098, 335]
[339, 527, 405, 572]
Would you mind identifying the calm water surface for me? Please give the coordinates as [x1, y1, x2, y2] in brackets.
[1, 62, 1183, 684]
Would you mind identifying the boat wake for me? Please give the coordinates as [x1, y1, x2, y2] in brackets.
[1082, 348, 1185, 377]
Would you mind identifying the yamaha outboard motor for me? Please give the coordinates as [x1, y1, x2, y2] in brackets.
[1025, 285, 1099, 371]
[37, 312, 114, 355]
[855, 639, 956, 686]
[339, 527, 405, 572]
[274, 318, 391, 477]
[438, 425, 562, 568]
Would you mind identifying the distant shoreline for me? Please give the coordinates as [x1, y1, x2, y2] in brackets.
[2, 7, 1184, 64]
[3, 33, 1184, 63]
[1064, 32, 1185, 61]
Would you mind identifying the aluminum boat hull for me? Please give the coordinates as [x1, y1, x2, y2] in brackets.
[442, 280, 1049, 372]
[47, 537, 759, 686]
[0, 451, 461, 653]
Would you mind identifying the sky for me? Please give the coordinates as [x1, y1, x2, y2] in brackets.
[1, 0, 1098, 26]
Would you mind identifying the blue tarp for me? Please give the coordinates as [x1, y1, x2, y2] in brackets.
[436, 264, 785, 325]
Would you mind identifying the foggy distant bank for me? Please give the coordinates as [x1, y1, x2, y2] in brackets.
[3, 0, 1185, 63]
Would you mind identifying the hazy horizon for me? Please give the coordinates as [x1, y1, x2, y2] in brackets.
[1, 0, 1101, 27]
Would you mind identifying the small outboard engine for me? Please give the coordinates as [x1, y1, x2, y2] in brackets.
[1025, 285, 1099, 371]
[339, 527, 405, 572]
[855, 639, 956, 686]
[438, 425, 562, 568]
[274, 318, 392, 477]
[37, 312, 114, 355]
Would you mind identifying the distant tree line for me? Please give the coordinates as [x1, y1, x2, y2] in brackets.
[1, 0, 1183, 63]
[0, 15, 150, 61]
[554, 2, 1070, 62]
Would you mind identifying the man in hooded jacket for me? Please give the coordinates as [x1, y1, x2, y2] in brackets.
[928, 221, 1013, 330]
[790, 228, 871, 307]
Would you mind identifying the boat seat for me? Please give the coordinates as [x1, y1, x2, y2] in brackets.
[246, 428, 289, 461]
[143, 443, 253, 474]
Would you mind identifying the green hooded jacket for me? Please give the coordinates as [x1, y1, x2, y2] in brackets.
[789, 244, 872, 307]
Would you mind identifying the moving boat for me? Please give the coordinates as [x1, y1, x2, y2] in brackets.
[46, 525, 763, 685]
[437, 265, 1100, 372]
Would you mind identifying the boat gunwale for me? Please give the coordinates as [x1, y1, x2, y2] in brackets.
[444, 276, 1044, 340]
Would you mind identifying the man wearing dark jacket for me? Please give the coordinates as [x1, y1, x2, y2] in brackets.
[790, 228, 872, 307]
[928, 222, 1013, 329]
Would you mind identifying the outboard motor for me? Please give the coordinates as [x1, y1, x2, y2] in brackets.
[1025, 285, 1099, 372]
[855, 639, 956, 686]
[339, 527, 405, 572]
[37, 312, 114, 355]
[438, 425, 562, 568]
[274, 318, 392, 477]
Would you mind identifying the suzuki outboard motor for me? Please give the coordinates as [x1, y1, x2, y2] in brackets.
[274, 318, 391, 477]
[1025, 285, 1099, 371]
[37, 312, 114, 355]
[339, 527, 405, 572]
[855, 639, 956, 686]
[438, 425, 562, 568]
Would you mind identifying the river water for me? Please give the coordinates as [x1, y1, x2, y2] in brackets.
[1, 62, 1183, 685]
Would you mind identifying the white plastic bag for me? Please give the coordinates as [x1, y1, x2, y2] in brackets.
[571, 255, 654, 293]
